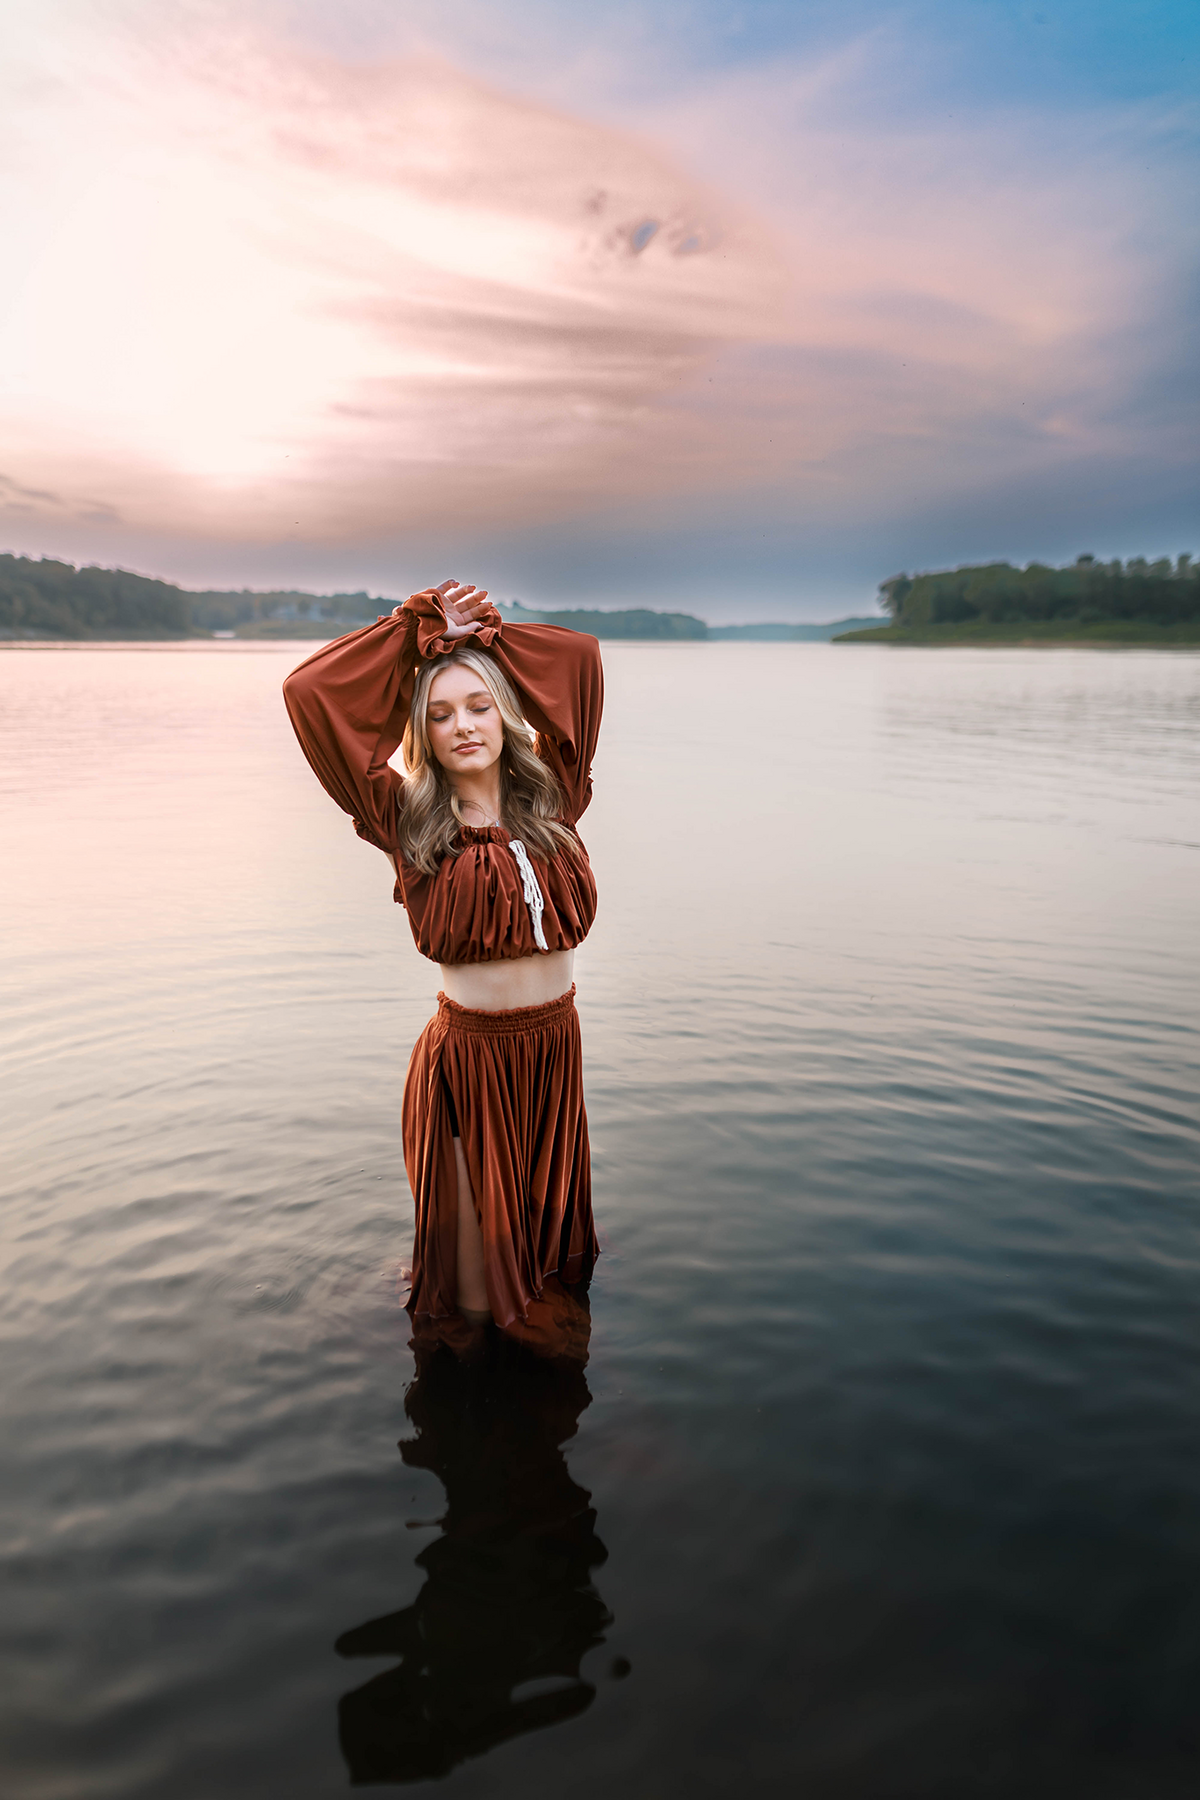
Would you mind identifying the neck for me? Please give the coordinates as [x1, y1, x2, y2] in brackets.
[449, 769, 503, 824]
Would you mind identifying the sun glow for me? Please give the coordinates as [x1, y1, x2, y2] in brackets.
[0, 23, 784, 535]
[0, 3, 1190, 560]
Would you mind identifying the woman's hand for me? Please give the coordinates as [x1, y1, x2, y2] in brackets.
[392, 580, 491, 641]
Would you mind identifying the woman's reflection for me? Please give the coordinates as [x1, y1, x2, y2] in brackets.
[336, 1316, 613, 1784]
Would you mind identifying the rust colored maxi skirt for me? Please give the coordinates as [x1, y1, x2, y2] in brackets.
[402, 986, 598, 1362]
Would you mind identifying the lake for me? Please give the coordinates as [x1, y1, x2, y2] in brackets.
[1, 639, 1198, 1798]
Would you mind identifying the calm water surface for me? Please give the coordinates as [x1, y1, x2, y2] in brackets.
[1, 640, 1198, 1798]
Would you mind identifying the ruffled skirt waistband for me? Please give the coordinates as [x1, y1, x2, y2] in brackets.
[434, 985, 577, 1036]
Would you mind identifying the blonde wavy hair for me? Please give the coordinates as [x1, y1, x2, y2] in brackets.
[397, 643, 578, 875]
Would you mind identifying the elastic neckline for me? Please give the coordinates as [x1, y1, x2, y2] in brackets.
[456, 821, 579, 844]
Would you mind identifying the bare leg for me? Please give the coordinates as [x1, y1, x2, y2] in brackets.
[453, 1137, 491, 1319]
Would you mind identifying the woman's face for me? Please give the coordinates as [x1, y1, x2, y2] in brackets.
[426, 662, 505, 778]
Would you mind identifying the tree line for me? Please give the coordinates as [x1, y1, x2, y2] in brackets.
[0, 557, 710, 640]
[0, 555, 385, 639]
[16, 548, 1194, 643]
[499, 599, 705, 639]
[879, 555, 1199, 627]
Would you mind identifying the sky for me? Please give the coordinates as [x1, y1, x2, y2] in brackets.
[0, 0, 1196, 618]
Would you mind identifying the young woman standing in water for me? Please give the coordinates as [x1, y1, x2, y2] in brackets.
[283, 580, 603, 1358]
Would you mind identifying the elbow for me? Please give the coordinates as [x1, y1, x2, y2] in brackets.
[574, 632, 603, 687]
[585, 638, 604, 701]
[281, 666, 310, 715]
[281, 671, 318, 739]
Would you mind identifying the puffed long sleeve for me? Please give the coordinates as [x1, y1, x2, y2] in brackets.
[282, 590, 603, 844]
[489, 624, 603, 823]
[281, 607, 424, 850]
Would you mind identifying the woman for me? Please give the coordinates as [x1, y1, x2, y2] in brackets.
[282, 579, 603, 1359]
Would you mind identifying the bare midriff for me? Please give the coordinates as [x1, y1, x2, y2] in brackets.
[438, 948, 576, 1013]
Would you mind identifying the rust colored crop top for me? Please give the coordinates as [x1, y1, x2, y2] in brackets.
[282, 588, 602, 965]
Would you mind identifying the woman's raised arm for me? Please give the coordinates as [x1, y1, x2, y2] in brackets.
[281, 582, 491, 849]
[487, 625, 604, 824]
[282, 616, 409, 850]
[283, 582, 603, 840]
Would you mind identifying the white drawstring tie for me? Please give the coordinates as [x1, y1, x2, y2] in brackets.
[507, 839, 548, 951]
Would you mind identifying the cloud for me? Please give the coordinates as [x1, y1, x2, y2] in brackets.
[0, 17, 786, 541]
[0, 0, 1195, 603]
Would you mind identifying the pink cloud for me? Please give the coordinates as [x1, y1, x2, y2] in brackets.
[0, 3, 1193, 572]
[0, 22, 786, 541]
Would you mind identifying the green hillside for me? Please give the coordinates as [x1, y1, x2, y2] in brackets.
[836, 555, 1200, 645]
[0, 555, 385, 640]
[0, 558, 712, 641]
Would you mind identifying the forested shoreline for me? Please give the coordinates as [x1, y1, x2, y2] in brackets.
[0, 555, 383, 640]
[0, 556, 716, 641]
[0, 555, 861, 641]
[835, 554, 1200, 643]
[4, 550, 1197, 647]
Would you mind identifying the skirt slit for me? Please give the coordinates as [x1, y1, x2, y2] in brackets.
[402, 985, 598, 1360]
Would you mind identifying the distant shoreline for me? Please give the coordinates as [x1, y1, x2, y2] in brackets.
[0, 612, 887, 645]
[0, 629, 875, 648]
[4, 551, 1197, 645]
[5, 617, 1198, 650]
[833, 619, 1200, 647]
[0, 552, 891, 641]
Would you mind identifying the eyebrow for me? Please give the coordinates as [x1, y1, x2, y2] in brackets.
[430, 689, 492, 707]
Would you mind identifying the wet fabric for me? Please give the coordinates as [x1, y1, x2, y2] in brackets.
[402, 989, 597, 1360]
[281, 589, 602, 964]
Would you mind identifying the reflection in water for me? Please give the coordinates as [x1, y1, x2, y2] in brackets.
[335, 1328, 613, 1784]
